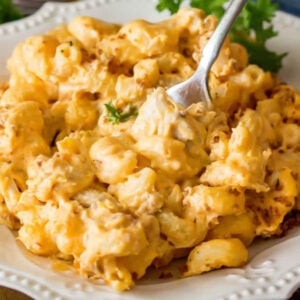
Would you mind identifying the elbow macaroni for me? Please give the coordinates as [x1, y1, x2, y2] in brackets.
[0, 8, 300, 291]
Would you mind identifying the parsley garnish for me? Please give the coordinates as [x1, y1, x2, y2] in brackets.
[0, 0, 23, 24]
[104, 102, 138, 124]
[156, 0, 286, 73]
[156, 0, 184, 14]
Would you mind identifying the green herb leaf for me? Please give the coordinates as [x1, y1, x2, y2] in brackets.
[155, 0, 286, 73]
[190, 0, 225, 18]
[156, 0, 184, 14]
[0, 0, 23, 24]
[234, 37, 287, 73]
[104, 102, 138, 125]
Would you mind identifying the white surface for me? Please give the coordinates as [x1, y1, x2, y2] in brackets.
[0, 1, 300, 299]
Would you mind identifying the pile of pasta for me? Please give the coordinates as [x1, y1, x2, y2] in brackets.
[0, 8, 300, 291]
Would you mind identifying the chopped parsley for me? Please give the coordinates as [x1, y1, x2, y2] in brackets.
[104, 102, 138, 124]
[156, 0, 287, 73]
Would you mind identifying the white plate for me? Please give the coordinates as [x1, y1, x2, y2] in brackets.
[0, 1, 300, 299]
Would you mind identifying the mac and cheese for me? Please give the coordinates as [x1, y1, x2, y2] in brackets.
[0, 8, 299, 290]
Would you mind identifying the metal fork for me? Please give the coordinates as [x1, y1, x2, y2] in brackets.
[167, 0, 248, 108]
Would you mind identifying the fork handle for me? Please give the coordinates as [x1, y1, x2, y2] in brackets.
[196, 0, 248, 73]
[166, 0, 248, 108]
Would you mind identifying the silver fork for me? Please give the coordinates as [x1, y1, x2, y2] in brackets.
[167, 0, 248, 108]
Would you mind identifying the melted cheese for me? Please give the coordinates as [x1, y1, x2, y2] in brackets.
[0, 8, 299, 291]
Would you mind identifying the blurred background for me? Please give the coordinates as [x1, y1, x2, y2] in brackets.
[6, 0, 300, 16]
[12, 0, 76, 15]
[0, 0, 298, 23]
[276, 0, 300, 16]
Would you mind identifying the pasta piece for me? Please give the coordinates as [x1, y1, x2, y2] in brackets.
[158, 210, 208, 248]
[115, 74, 145, 101]
[108, 168, 164, 215]
[118, 215, 171, 283]
[268, 150, 300, 210]
[206, 213, 256, 246]
[184, 238, 248, 277]
[247, 168, 297, 236]
[7, 35, 58, 83]
[0, 102, 50, 161]
[68, 16, 120, 49]
[118, 19, 179, 56]
[279, 123, 300, 149]
[90, 135, 137, 184]
[201, 110, 271, 192]
[65, 91, 99, 131]
[183, 185, 245, 224]
[0, 194, 19, 229]
[133, 58, 160, 88]
[135, 135, 206, 180]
